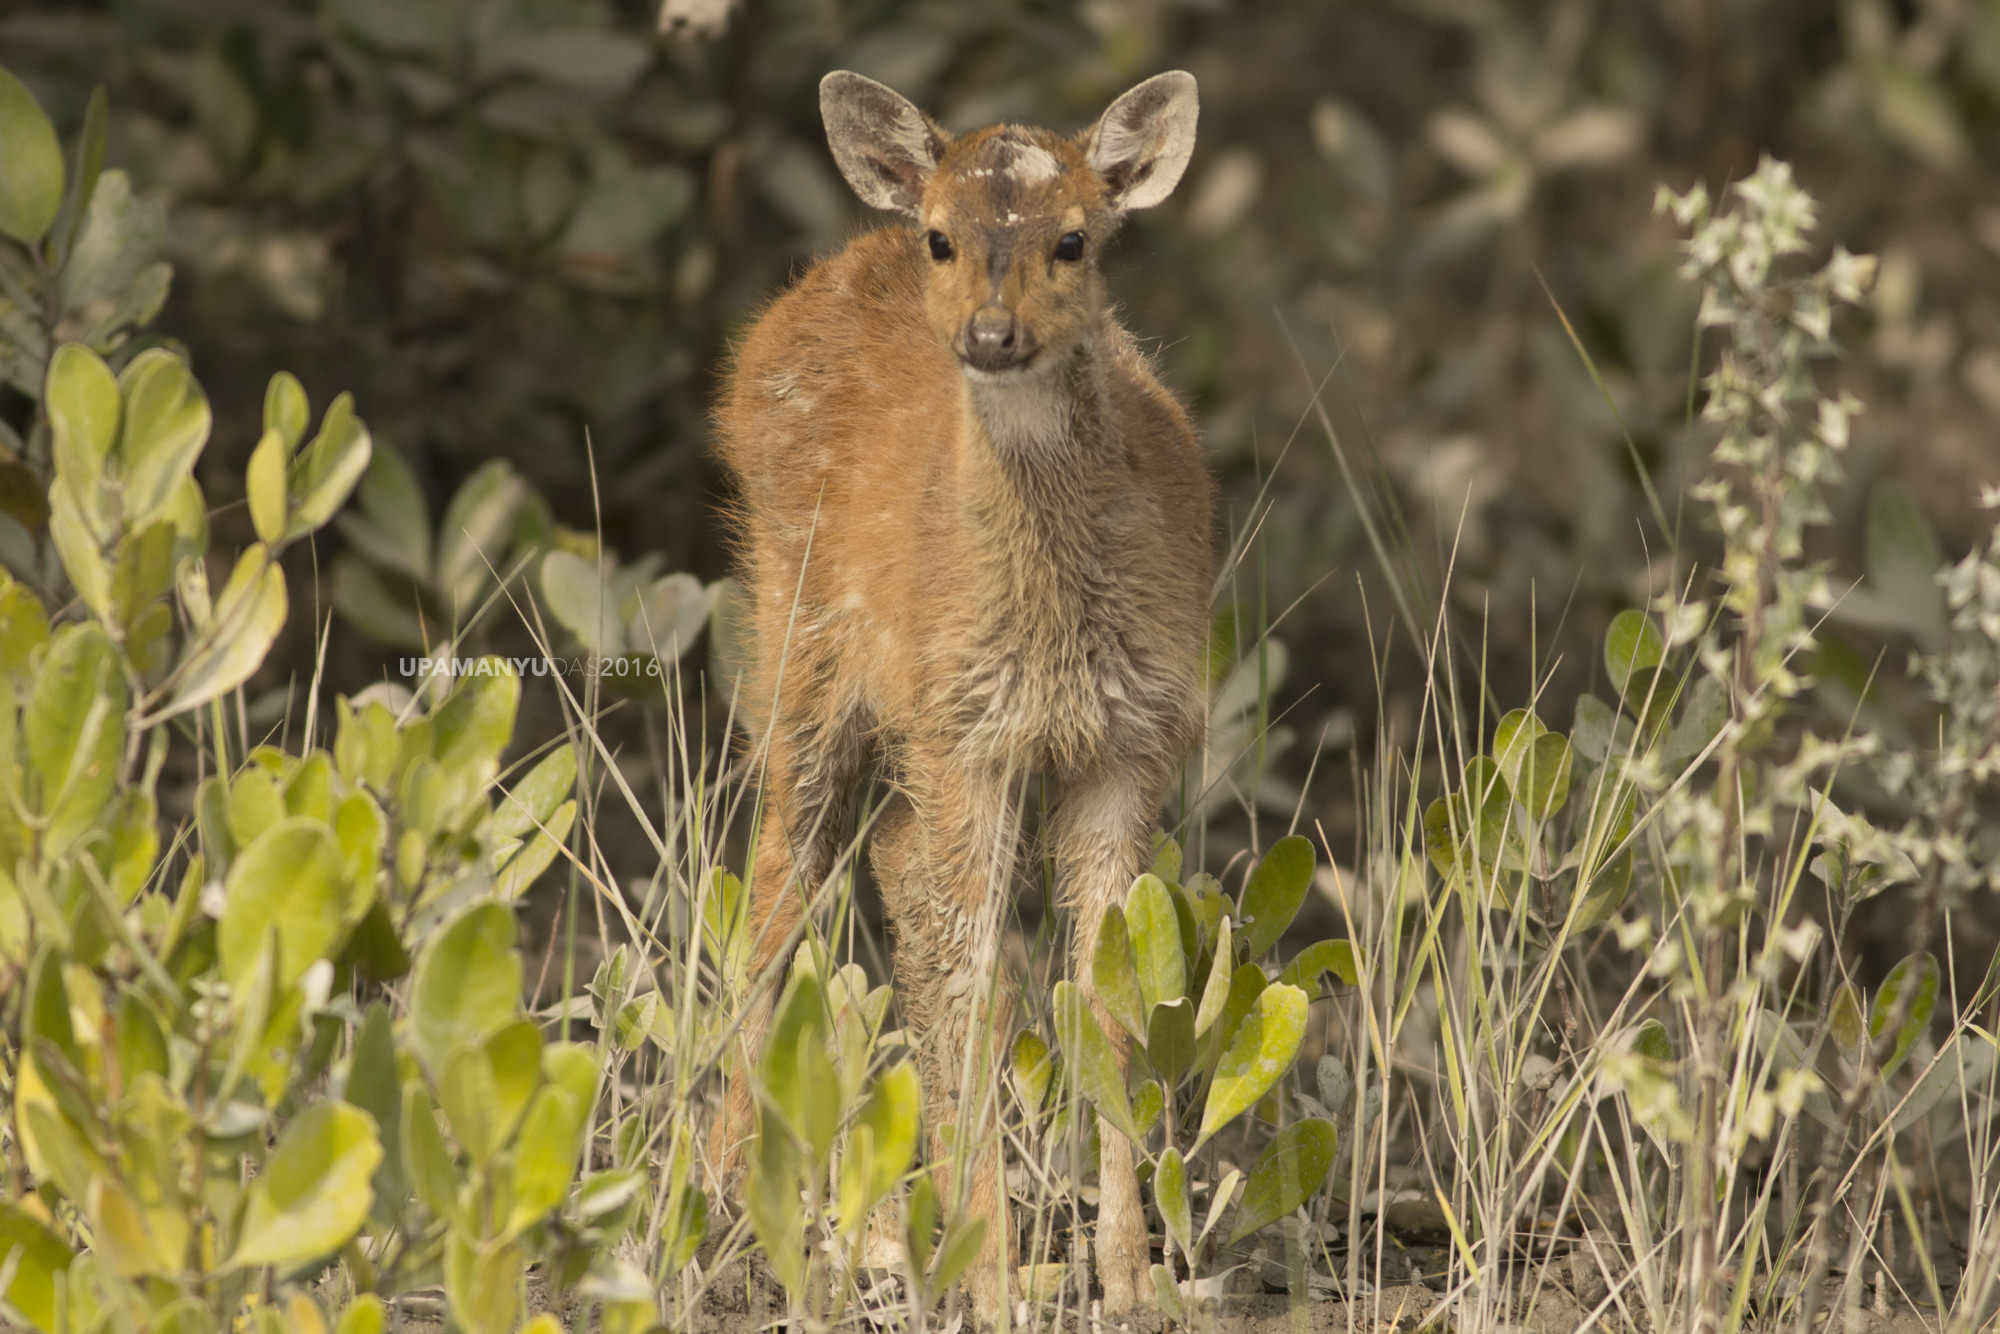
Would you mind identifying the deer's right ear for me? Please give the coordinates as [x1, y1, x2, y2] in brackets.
[821, 71, 948, 218]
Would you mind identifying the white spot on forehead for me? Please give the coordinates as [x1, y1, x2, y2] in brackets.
[1005, 211, 1021, 224]
[1005, 143, 1061, 185]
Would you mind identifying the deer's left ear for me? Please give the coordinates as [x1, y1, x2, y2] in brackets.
[1083, 71, 1198, 212]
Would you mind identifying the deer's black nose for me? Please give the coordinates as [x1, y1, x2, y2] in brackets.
[962, 308, 1030, 371]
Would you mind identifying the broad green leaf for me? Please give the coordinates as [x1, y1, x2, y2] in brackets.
[343, 1003, 405, 1225]
[854, 1060, 919, 1205]
[25, 624, 125, 858]
[929, 1215, 988, 1296]
[540, 549, 618, 657]
[23, 953, 73, 1059]
[700, 867, 746, 976]
[227, 766, 285, 850]
[1089, 906, 1147, 1042]
[61, 167, 164, 313]
[1125, 874, 1187, 1012]
[1661, 673, 1730, 771]
[1492, 708, 1545, 778]
[109, 519, 176, 629]
[1892, 1031, 1999, 1135]
[1132, 1078, 1164, 1133]
[344, 444, 431, 578]
[1604, 609, 1664, 697]
[1427, 758, 1514, 891]
[288, 393, 373, 539]
[1571, 693, 1623, 762]
[334, 1295, 387, 1334]
[759, 971, 839, 1166]
[747, 1129, 806, 1297]
[505, 1042, 599, 1235]
[0, 571, 50, 680]
[1196, 982, 1306, 1149]
[1198, 1166, 1241, 1246]
[483, 745, 578, 846]
[160, 545, 286, 720]
[87, 1170, 183, 1277]
[838, 1060, 919, 1230]
[443, 1230, 519, 1334]
[410, 902, 522, 1074]
[494, 799, 574, 901]
[662, 1180, 707, 1274]
[282, 753, 333, 825]
[1495, 710, 1573, 819]
[1239, 835, 1315, 960]
[1051, 980, 1139, 1142]
[0, 68, 64, 243]
[1146, 997, 1196, 1086]
[1207, 962, 1267, 1071]
[627, 570, 708, 662]
[400, 1082, 457, 1223]
[440, 1018, 541, 1164]
[45, 344, 119, 496]
[1149, 833, 1183, 883]
[1277, 938, 1359, 998]
[1154, 1146, 1191, 1254]
[81, 259, 172, 353]
[115, 992, 168, 1086]
[1225, 1117, 1336, 1244]
[1632, 1019, 1675, 1063]
[226, 1101, 383, 1269]
[218, 818, 352, 991]
[431, 664, 520, 790]
[246, 427, 289, 545]
[1011, 1029, 1054, 1112]
[264, 371, 309, 453]
[116, 350, 211, 523]
[1828, 982, 1865, 1058]
[17, 1056, 107, 1203]
[438, 460, 530, 610]
[46, 490, 108, 630]
[1193, 916, 1234, 1037]
[0, 1201, 73, 1330]
[51, 84, 107, 267]
[1870, 952, 1939, 1079]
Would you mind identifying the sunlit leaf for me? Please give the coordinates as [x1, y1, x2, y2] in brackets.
[0, 68, 64, 243]
[410, 902, 522, 1075]
[1196, 982, 1306, 1149]
[1051, 980, 1139, 1142]
[1154, 1145, 1191, 1254]
[1090, 906, 1147, 1042]
[159, 544, 286, 720]
[226, 1101, 383, 1269]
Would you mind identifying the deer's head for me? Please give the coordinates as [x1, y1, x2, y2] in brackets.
[821, 70, 1198, 379]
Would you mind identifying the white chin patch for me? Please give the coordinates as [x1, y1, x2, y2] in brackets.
[961, 362, 1033, 384]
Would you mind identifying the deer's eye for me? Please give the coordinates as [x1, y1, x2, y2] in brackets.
[1053, 231, 1086, 262]
[927, 230, 954, 262]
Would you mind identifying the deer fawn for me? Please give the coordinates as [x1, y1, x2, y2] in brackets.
[712, 68, 1210, 1317]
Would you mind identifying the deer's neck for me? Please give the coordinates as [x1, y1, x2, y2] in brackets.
[954, 339, 1124, 588]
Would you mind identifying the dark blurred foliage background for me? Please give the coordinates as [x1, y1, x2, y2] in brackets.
[3, 0, 1997, 849]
